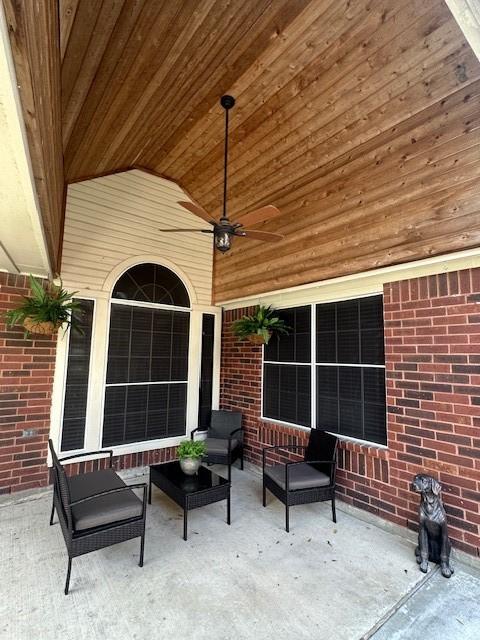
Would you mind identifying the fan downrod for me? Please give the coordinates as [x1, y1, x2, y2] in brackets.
[220, 95, 235, 110]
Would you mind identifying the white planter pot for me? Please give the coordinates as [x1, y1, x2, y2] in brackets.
[180, 457, 201, 475]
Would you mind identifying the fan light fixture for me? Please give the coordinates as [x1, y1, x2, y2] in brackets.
[159, 95, 285, 252]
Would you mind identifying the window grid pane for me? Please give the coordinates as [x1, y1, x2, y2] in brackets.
[61, 300, 94, 451]
[198, 314, 215, 429]
[315, 295, 386, 445]
[103, 304, 189, 446]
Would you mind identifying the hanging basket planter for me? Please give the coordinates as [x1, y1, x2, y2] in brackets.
[22, 317, 61, 335]
[247, 332, 271, 346]
[232, 306, 290, 346]
[4, 275, 82, 338]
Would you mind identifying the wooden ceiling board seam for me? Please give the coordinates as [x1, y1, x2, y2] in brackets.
[67, 0, 185, 175]
[62, 0, 125, 146]
[59, 0, 80, 62]
[213, 219, 480, 301]
[205, 37, 478, 217]
[62, 0, 148, 153]
[212, 155, 480, 279]
[91, 0, 207, 170]
[213, 202, 480, 299]
[233, 80, 480, 216]
[192, 7, 457, 209]
[138, 0, 315, 169]
[158, 0, 339, 176]
[63, 0, 170, 176]
[91, 0, 224, 170]
[122, 0, 281, 170]
[61, 0, 104, 115]
[70, 0, 229, 177]
[175, 0, 411, 190]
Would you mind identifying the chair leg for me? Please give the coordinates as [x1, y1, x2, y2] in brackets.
[64, 557, 72, 596]
[240, 452, 244, 471]
[49, 500, 55, 525]
[285, 503, 290, 533]
[332, 496, 337, 524]
[262, 481, 266, 507]
[228, 462, 231, 484]
[139, 532, 145, 567]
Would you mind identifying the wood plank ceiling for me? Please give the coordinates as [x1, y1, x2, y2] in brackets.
[7, 0, 480, 299]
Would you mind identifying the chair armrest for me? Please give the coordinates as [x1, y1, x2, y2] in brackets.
[70, 482, 148, 511]
[262, 445, 307, 473]
[227, 427, 243, 452]
[263, 444, 307, 453]
[59, 449, 114, 468]
[191, 427, 207, 441]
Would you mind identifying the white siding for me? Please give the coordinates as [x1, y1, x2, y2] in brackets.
[61, 169, 213, 304]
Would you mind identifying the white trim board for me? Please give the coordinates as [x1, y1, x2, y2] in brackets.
[218, 248, 480, 310]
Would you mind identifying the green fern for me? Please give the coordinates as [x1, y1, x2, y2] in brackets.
[232, 305, 290, 344]
[4, 275, 82, 335]
[177, 440, 206, 460]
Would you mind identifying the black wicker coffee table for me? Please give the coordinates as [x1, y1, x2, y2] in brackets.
[149, 461, 231, 540]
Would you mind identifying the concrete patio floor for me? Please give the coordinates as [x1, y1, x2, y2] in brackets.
[1, 464, 479, 640]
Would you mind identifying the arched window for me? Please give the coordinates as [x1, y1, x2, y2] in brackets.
[112, 263, 190, 307]
[103, 264, 191, 446]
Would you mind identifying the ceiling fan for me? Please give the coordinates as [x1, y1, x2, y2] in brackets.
[159, 95, 284, 252]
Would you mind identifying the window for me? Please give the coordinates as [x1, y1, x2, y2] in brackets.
[316, 296, 386, 444]
[263, 306, 311, 427]
[262, 296, 386, 445]
[198, 314, 215, 428]
[103, 265, 190, 447]
[112, 263, 190, 307]
[61, 300, 94, 451]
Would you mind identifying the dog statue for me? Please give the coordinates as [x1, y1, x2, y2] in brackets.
[411, 474, 453, 578]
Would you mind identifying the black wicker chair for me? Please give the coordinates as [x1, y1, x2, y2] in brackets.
[48, 439, 147, 595]
[262, 430, 338, 532]
[191, 410, 243, 482]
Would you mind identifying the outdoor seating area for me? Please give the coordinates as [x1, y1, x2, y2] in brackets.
[3, 463, 479, 640]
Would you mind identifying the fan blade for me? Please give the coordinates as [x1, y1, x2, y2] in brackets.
[159, 228, 213, 233]
[177, 201, 216, 224]
[241, 229, 284, 242]
[237, 205, 281, 227]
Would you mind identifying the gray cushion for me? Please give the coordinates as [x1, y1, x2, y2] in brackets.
[265, 463, 331, 490]
[205, 437, 239, 456]
[68, 469, 142, 532]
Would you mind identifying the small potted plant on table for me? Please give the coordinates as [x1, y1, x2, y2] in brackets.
[232, 305, 289, 345]
[4, 274, 81, 336]
[177, 440, 206, 475]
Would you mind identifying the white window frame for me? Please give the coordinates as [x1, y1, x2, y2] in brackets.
[260, 293, 388, 448]
[49, 261, 222, 462]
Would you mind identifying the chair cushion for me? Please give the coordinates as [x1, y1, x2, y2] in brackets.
[68, 469, 142, 532]
[265, 463, 331, 490]
[205, 437, 239, 456]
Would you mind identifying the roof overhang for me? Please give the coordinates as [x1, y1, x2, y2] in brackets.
[0, 3, 51, 277]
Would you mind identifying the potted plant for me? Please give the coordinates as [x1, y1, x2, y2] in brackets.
[4, 274, 82, 336]
[177, 439, 206, 475]
[232, 305, 289, 345]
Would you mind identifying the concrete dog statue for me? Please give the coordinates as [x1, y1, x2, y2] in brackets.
[411, 474, 453, 578]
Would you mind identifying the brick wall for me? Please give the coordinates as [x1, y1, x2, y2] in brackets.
[0, 273, 57, 493]
[220, 268, 480, 558]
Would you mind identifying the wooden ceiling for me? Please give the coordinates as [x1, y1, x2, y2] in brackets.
[5, 0, 480, 299]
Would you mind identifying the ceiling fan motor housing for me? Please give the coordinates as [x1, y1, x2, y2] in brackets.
[220, 95, 235, 109]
